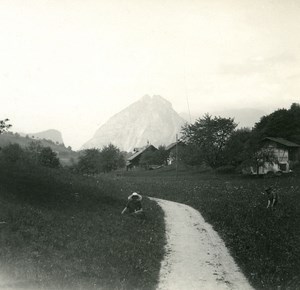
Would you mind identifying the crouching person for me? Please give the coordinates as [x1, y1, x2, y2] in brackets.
[121, 192, 144, 217]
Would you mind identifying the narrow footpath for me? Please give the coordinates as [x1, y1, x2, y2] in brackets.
[150, 198, 254, 290]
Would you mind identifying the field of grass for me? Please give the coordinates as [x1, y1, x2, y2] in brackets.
[116, 166, 300, 289]
[0, 162, 165, 289]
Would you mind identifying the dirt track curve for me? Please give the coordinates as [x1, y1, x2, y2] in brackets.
[150, 197, 254, 290]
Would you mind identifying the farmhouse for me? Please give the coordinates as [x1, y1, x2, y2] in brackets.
[126, 145, 157, 170]
[251, 137, 300, 175]
[166, 140, 184, 165]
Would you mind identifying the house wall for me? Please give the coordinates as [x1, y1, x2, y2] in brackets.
[272, 148, 289, 163]
[250, 142, 289, 174]
[264, 142, 289, 162]
[259, 162, 281, 174]
[266, 140, 300, 162]
[248, 139, 300, 175]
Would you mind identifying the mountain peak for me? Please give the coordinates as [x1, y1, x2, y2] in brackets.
[140, 95, 172, 108]
[82, 95, 184, 152]
[141, 94, 151, 101]
[20, 129, 64, 144]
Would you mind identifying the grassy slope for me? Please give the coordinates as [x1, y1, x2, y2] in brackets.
[0, 133, 80, 166]
[0, 163, 165, 290]
[116, 166, 300, 289]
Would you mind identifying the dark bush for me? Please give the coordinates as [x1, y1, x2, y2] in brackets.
[38, 147, 60, 168]
[0, 143, 25, 163]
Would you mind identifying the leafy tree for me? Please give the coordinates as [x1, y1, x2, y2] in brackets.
[179, 144, 204, 166]
[26, 141, 44, 163]
[253, 103, 300, 144]
[222, 128, 253, 167]
[181, 114, 237, 168]
[118, 152, 127, 169]
[38, 147, 60, 168]
[239, 146, 277, 174]
[77, 149, 102, 174]
[100, 144, 125, 172]
[0, 119, 12, 134]
[0, 142, 60, 169]
[0, 143, 24, 163]
[251, 147, 277, 174]
[76, 145, 125, 174]
[155, 145, 169, 165]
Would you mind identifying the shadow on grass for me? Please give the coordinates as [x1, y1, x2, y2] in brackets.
[0, 162, 165, 290]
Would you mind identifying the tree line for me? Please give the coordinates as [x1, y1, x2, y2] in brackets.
[0, 119, 126, 174]
[179, 103, 300, 172]
[0, 119, 60, 168]
[74, 144, 126, 174]
[57, 102, 300, 173]
[0, 141, 60, 169]
[2, 102, 299, 174]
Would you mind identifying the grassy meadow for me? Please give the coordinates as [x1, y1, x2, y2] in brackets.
[1, 153, 299, 290]
[115, 165, 300, 290]
[0, 162, 165, 290]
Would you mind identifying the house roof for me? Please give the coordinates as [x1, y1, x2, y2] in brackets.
[166, 140, 184, 151]
[127, 145, 157, 161]
[166, 142, 177, 151]
[263, 137, 300, 148]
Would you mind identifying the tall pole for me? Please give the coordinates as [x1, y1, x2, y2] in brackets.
[176, 134, 178, 178]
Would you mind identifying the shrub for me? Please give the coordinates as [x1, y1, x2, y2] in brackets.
[0, 143, 25, 163]
[38, 147, 60, 168]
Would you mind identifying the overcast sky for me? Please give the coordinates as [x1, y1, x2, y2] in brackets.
[1, 0, 299, 149]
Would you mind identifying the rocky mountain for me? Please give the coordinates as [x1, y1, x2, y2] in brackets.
[20, 129, 64, 144]
[82, 95, 186, 152]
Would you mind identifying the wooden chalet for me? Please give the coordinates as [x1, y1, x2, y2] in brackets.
[126, 145, 157, 170]
[251, 137, 300, 174]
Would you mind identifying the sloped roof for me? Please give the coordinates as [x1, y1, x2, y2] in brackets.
[165, 140, 184, 151]
[127, 145, 157, 161]
[263, 137, 300, 148]
[166, 142, 177, 151]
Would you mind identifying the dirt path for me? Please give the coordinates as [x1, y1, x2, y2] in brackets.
[150, 198, 254, 290]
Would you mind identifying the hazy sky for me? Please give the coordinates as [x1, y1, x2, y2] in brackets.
[1, 0, 299, 149]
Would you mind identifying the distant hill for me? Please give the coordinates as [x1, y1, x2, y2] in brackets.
[82, 95, 186, 152]
[0, 132, 79, 166]
[20, 129, 64, 144]
[180, 108, 266, 129]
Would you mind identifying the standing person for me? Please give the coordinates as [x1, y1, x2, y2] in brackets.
[121, 192, 143, 216]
